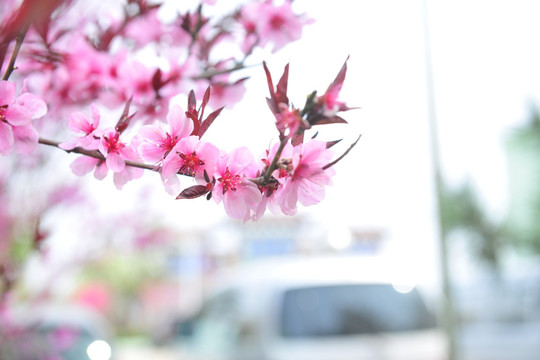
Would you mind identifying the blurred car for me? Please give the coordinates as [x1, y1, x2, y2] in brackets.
[0, 303, 113, 360]
[176, 255, 448, 360]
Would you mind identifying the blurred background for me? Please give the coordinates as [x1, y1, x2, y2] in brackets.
[2, 0, 540, 359]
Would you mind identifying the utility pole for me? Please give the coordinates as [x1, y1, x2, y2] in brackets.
[421, 1, 458, 359]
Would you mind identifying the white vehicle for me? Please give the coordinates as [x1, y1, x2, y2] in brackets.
[177, 255, 448, 360]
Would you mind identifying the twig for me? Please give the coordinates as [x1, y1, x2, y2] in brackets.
[322, 134, 361, 170]
[2, 25, 29, 81]
[262, 137, 287, 183]
[38, 138, 158, 172]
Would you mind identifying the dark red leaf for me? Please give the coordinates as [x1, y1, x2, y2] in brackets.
[115, 96, 134, 133]
[326, 139, 343, 148]
[151, 68, 162, 92]
[187, 90, 197, 113]
[199, 106, 224, 138]
[291, 132, 304, 147]
[310, 115, 348, 126]
[326, 56, 349, 96]
[263, 61, 277, 113]
[275, 63, 289, 105]
[199, 86, 211, 122]
[176, 185, 210, 200]
[186, 90, 200, 135]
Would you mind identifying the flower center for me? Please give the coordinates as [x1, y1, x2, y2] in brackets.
[270, 14, 285, 29]
[179, 152, 204, 176]
[104, 132, 124, 154]
[0, 104, 8, 122]
[218, 168, 241, 194]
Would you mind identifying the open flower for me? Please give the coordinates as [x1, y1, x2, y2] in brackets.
[272, 140, 335, 215]
[98, 128, 139, 173]
[0, 80, 47, 155]
[240, 1, 313, 53]
[212, 147, 262, 222]
[59, 104, 101, 150]
[136, 104, 193, 163]
[160, 136, 219, 196]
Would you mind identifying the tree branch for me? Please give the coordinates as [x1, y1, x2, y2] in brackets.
[322, 134, 361, 170]
[2, 25, 29, 81]
[38, 138, 159, 172]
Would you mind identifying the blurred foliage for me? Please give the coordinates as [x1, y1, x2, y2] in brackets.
[505, 105, 540, 253]
[439, 179, 505, 268]
[440, 105, 540, 267]
[80, 253, 164, 295]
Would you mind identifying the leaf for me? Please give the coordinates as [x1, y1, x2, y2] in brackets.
[199, 86, 211, 122]
[186, 90, 200, 135]
[176, 185, 210, 200]
[151, 68, 162, 93]
[115, 96, 134, 133]
[326, 56, 349, 95]
[199, 106, 224, 138]
[326, 139, 343, 148]
[276, 63, 289, 105]
[263, 61, 277, 113]
[309, 115, 348, 126]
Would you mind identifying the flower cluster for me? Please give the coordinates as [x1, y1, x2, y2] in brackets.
[58, 60, 355, 222]
[0, 0, 359, 222]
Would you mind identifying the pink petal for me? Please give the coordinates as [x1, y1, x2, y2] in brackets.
[16, 92, 47, 119]
[12, 124, 38, 154]
[297, 179, 325, 206]
[0, 81, 16, 105]
[106, 153, 125, 172]
[59, 138, 79, 150]
[67, 112, 92, 133]
[224, 191, 248, 220]
[94, 161, 109, 180]
[138, 141, 165, 163]
[168, 104, 193, 138]
[138, 125, 166, 144]
[161, 155, 182, 195]
[114, 166, 143, 190]
[90, 103, 101, 127]
[70, 156, 99, 176]
[4, 105, 31, 126]
[0, 122, 14, 155]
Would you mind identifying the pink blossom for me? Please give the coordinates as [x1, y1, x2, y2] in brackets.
[136, 104, 193, 163]
[275, 104, 303, 139]
[207, 77, 247, 110]
[161, 135, 219, 195]
[0, 80, 47, 155]
[98, 128, 139, 173]
[241, 1, 313, 53]
[212, 147, 262, 222]
[59, 104, 101, 150]
[69, 154, 143, 190]
[272, 140, 335, 215]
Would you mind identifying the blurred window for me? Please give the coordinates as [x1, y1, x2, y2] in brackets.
[280, 284, 436, 338]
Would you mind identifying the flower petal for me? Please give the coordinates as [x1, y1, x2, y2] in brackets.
[16, 92, 47, 119]
[106, 153, 125, 172]
[12, 124, 39, 154]
[70, 156, 99, 176]
[4, 104, 31, 126]
[0, 81, 16, 105]
[0, 121, 14, 155]
[168, 104, 193, 139]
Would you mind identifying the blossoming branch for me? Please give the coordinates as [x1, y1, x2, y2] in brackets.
[0, 0, 359, 222]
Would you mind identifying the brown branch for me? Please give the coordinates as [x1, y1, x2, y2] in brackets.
[38, 137, 159, 172]
[322, 134, 361, 170]
[2, 25, 29, 81]
[190, 62, 258, 80]
[262, 137, 287, 183]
